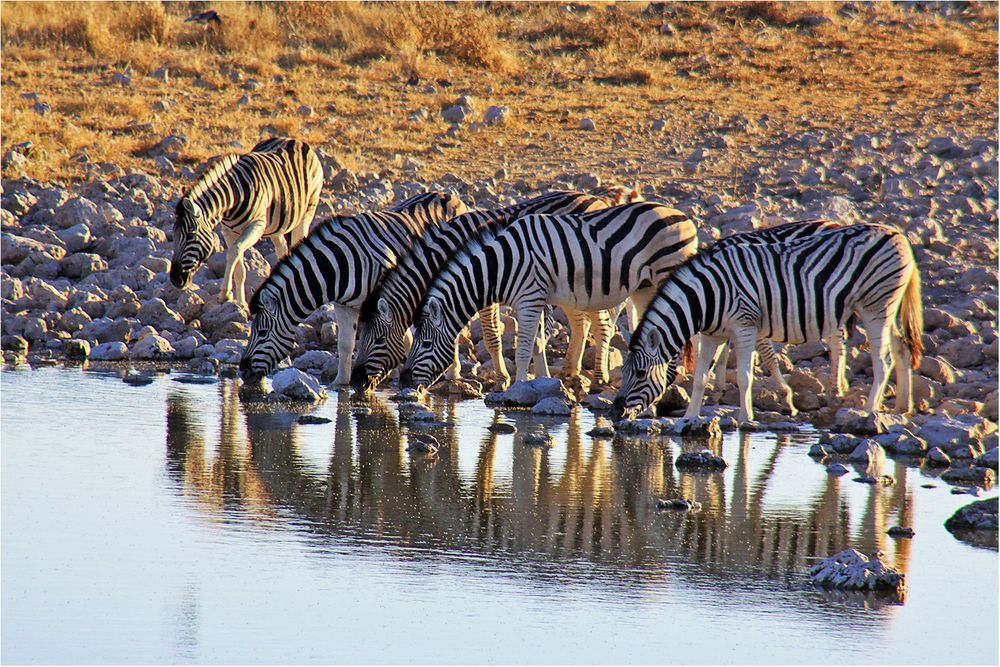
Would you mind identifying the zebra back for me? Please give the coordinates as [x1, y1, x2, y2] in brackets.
[358, 190, 607, 325]
[714, 218, 845, 250]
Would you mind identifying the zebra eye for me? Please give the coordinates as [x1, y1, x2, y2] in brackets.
[636, 367, 648, 379]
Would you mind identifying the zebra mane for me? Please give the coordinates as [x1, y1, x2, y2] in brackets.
[186, 153, 241, 202]
[628, 249, 710, 353]
[416, 215, 511, 318]
[247, 215, 350, 315]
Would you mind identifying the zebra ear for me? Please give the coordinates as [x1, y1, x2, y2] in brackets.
[377, 298, 392, 321]
[641, 327, 663, 354]
[181, 199, 194, 214]
[427, 298, 444, 325]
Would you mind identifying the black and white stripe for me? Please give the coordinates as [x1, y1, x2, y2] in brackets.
[613, 224, 923, 423]
[399, 202, 698, 390]
[705, 218, 847, 414]
[169, 137, 322, 307]
[238, 192, 467, 387]
[350, 190, 611, 391]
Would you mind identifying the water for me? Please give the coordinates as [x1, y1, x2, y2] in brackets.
[2, 366, 997, 665]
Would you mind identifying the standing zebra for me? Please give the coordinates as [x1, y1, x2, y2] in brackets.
[399, 202, 698, 391]
[705, 218, 847, 415]
[612, 224, 923, 423]
[169, 137, 323, 308]
[238, 192, 468, 388]
[350, 190, 612, 392]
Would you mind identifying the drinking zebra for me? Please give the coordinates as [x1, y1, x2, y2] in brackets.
[613, 224, 923, 423]
[237, 192, 468, 388]
[705, 218, 848, 415]
[399, 202, 698, 390]
[169, 137, 323, 308]
[350, 190, 613, 392]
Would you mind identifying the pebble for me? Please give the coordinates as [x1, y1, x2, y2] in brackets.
[656, 498, 701, 511]
[853, 475, 895, 485]
[675, 451, 727, 470]
[488, 422, 516, 434]
[826, 463, 850, 476]
[523, 433, 555, 447]
[586, 426, 616, 438]
[887, 526, 915, 538]
[407, 433, 439, 455]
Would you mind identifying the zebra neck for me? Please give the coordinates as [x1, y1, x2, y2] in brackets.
[654, 275, 710, 356]
[190, 169, 239, 225]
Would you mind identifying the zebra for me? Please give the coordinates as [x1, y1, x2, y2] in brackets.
[703, 218, 848, 415]
[399, 202, 698, 391]
[237, 191, 468, 388]
[169, 137, 323, 308]
[350, 190, 615, 392]
[612, 224, 923, 424]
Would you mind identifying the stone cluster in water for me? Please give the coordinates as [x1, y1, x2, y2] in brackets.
[809, 549, 907, 593]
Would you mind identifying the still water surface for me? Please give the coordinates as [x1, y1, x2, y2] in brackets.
[2, 366, 997, 664]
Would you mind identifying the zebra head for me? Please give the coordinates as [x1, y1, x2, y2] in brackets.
[399, 296, 456, 390]
[612, 327, 678, 421]
[351, 298, 409, 392]
[170, 197, 219, 290]
[239, 288, 295, 387]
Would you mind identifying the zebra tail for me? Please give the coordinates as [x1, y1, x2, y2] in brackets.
[899, 267, 924, 369]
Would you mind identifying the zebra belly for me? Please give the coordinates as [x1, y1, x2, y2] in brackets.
[547, 285, 629, 312]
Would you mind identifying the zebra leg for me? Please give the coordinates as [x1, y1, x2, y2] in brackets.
[889, 329, 912, 415]
[445, 343, 462, 381]
[628, 286, 658, 322]
[863, 318, 892, 414]
[531, 311, 551, 379]
[591, 309, 614, 386]
[562, 308, 590, 378]
[685, 335, 724, 419]
[480, 304, 510, 390]
[732, 329, 760, 424]
[711, 339, 729, 390]
[332, 306, 360, 387]
[827, 330, 849, 397]
[221, 221, 265, 307]
[270, 233, 289, 260]
[514, 301, 546, 383]
[758, 338, 797, 417]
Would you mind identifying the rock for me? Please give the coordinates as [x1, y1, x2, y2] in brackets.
[940, 466, 995, 488]
[615, 418, 660, 434]
[660, 416, 722, 438]
[89, 341, 128, 361]
[937, 338, 985, 368]
[834, 408, 905, 435]
[52, 196, 103, 230]
[927, 447, 952, 466]
[586, 425, 616, 438]
[1, 335, 29, 355]
[945, 498, 998, 531]
[64, 338, 90, 360]
[854, 475, 895, 485]
[532, 396, 572, 415]
[122, 373, 154, 386]
[975, 447, 998, 470]
[2, 233, 66, 265]
[887, 526, 915, 538]
[809, 549, 905, 592]
[488, 422, 516, 434]
[270, 368, 327, 402]
[919, 415, 997, 451]
[442, 105, 471, 123]
[484, 105, 510, 126]
[827, 463, 850, 476]
[675, 451, 727, 470]
[523, 433, 555, 447]
[488, 378, 574, 407]
[656, 498, 701, 511]
[849, 440, 887, 468]
[56, 223, 93, 253]
[809, 443, 831, 458]
[130, 334, 174, 360]
[579, 118, 596, 131]
[918, 355, 956, 384]
[407, 433, 439, 454]
[389, 388, 424, 403]
[137, 298, 186, 333]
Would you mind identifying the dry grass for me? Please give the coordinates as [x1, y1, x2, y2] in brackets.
[0, 1, 996, 183]
[933, 33, 972, 55]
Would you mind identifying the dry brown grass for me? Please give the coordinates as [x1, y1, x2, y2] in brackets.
[0, 1, 996, 183]
[933, 33, 972, 56]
